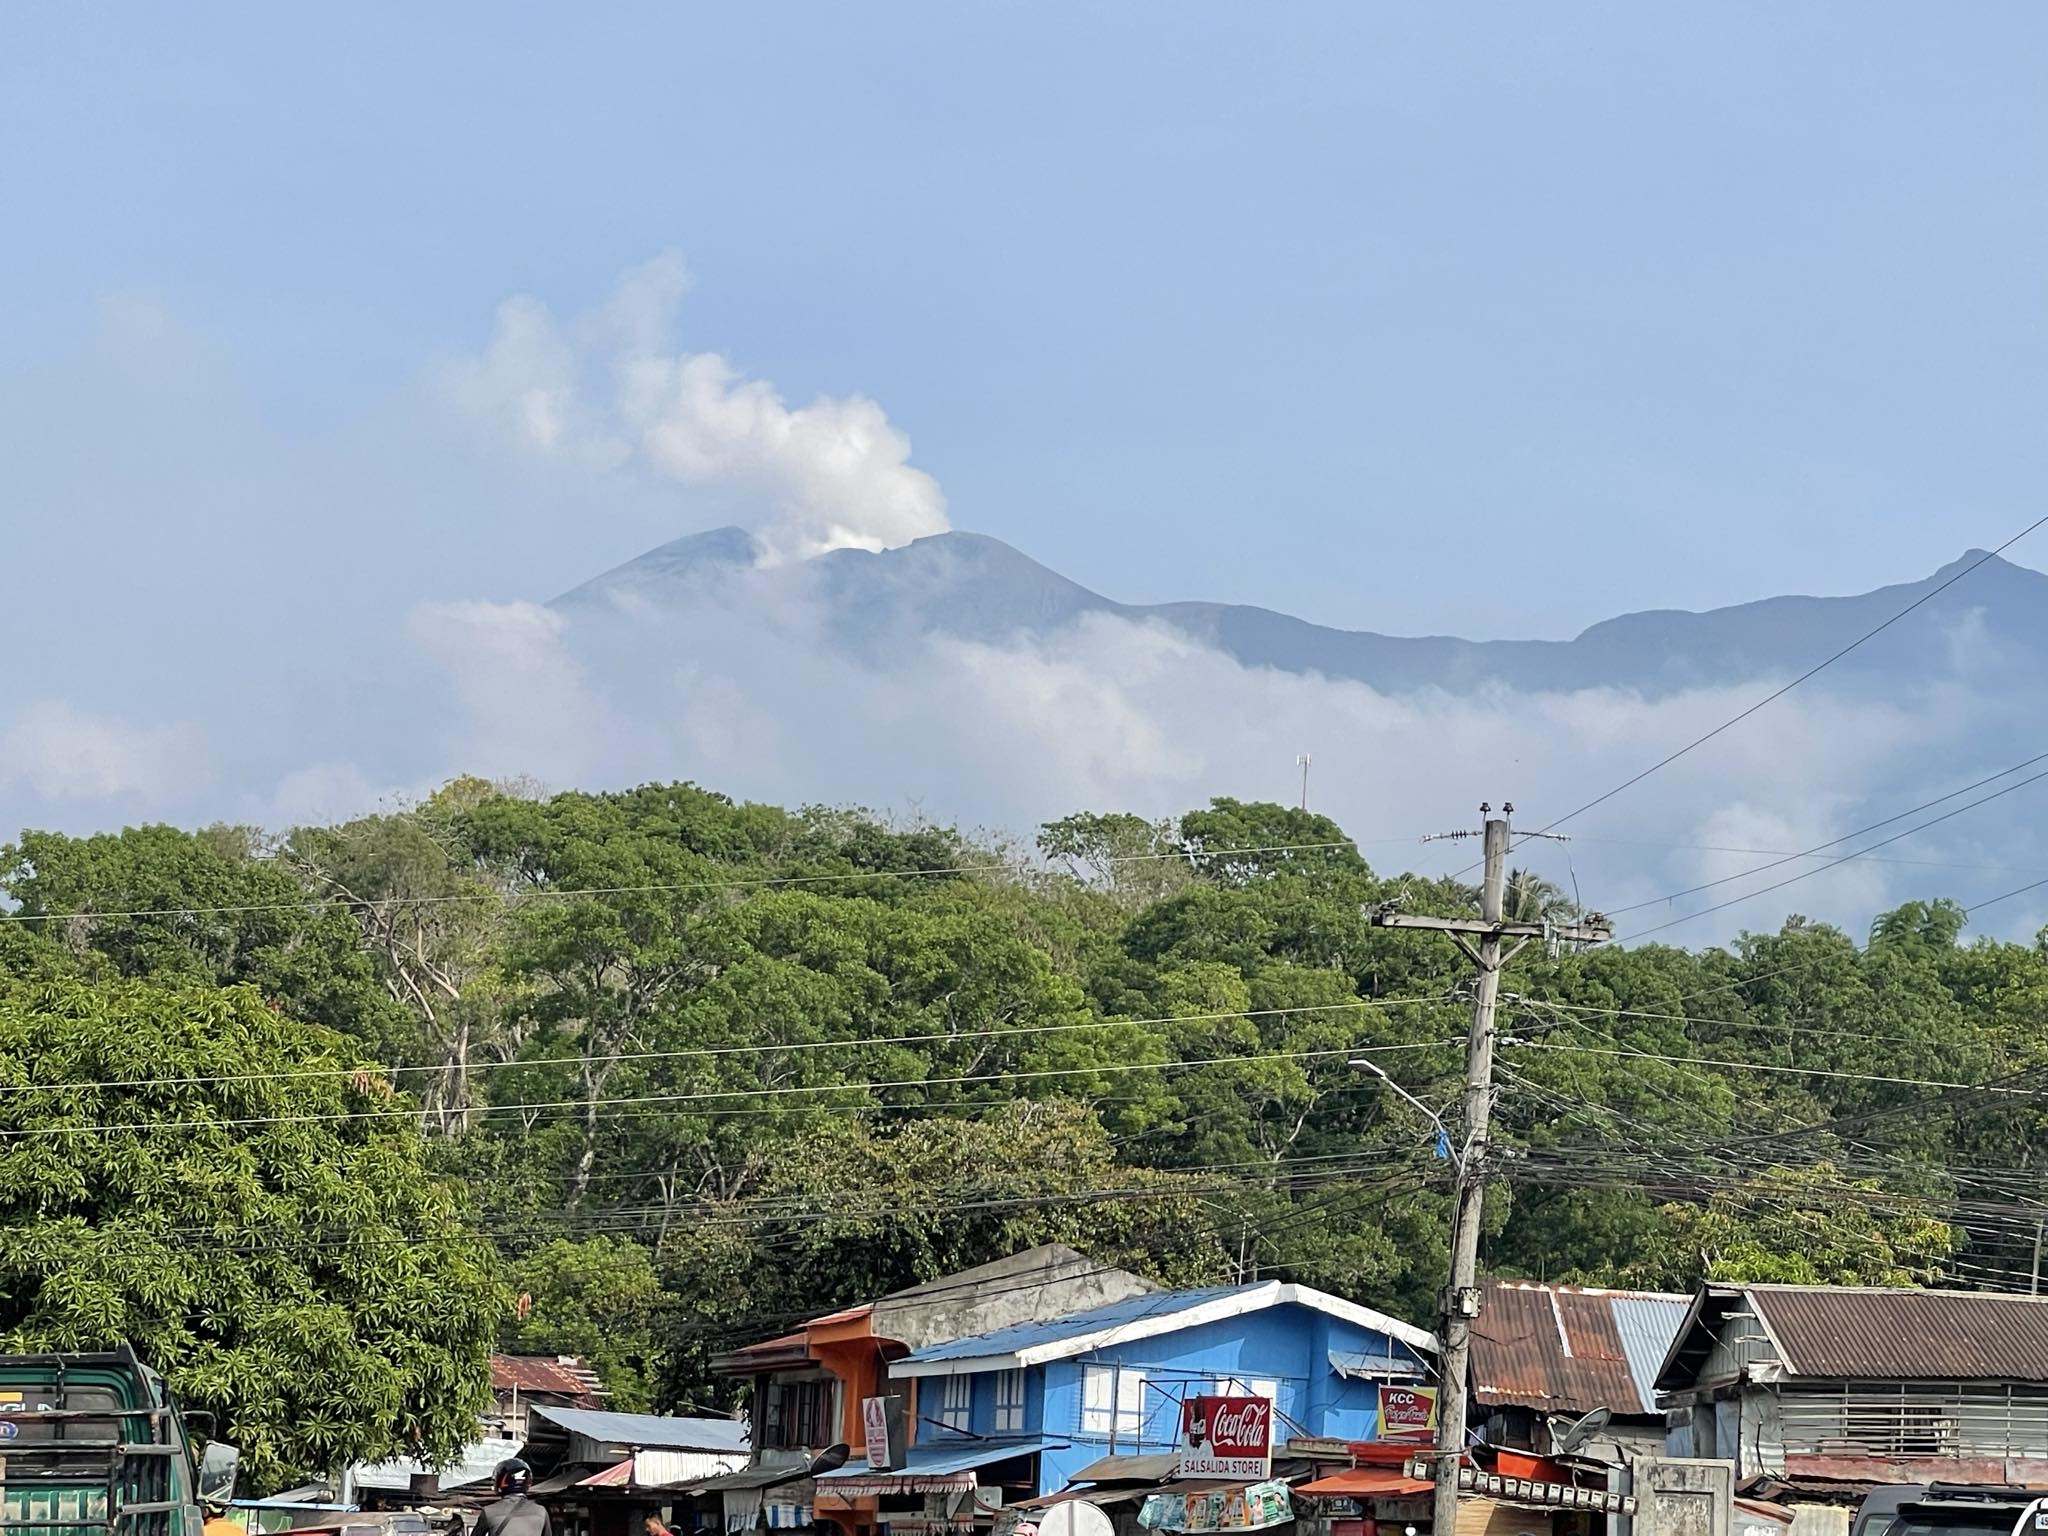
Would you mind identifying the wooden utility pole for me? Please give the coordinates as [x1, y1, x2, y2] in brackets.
[1369, 804, 1611, 1536]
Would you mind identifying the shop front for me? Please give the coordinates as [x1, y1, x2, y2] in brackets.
[813, 1440, 1066, 1536]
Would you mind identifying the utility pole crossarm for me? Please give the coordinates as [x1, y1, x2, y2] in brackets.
[1370, 911, 1612, 970]
[1369, 911, 1613, 945]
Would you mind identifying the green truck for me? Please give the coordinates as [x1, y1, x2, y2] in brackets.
[0, 1347, 238, 1536]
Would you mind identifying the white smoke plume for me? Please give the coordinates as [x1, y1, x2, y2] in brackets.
[440, 254, 948, 564]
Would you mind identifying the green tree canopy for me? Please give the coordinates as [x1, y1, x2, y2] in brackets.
[0, 975, 501, 1486]
[1619, 1162, 1954, 1289]
[503, 1236, 664, 1412]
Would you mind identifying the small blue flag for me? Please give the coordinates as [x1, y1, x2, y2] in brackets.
[1434, 1128, 1452, 1161]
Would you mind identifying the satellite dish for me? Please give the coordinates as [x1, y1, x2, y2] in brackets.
[1555, 1406, 1613, 1456]
[806, 1445, 851, 1478]
[1039, 1505, 1115, 1536]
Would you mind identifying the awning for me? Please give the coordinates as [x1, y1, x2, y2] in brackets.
[535, 1452, 747, 1496]
[352, 1437, 525, 1495]
[817, 1439, 1065, 1497]
[1328, 1351, 1424, 1382]
[533, 1460, 635, 1494]
[716, 1476, 816, 1534]
[1296, 1469, 1431, 1497]
[690, 1467, 808, 1494]
[1008, 1484, 1174, 1515]
[1071, 1454, 1182, 1485]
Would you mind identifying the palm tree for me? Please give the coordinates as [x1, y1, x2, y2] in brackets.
[1504, 866, 1578, 925]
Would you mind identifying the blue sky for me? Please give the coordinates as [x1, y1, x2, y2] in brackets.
[6, 3, 2044, 645]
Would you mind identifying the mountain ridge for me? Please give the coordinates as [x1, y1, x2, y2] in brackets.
[553, 528, 2048, 699]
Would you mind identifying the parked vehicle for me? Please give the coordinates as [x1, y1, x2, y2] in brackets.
[1887, 1486, 2048, 1536]
[0, 1345, 239, 1536]
[1853, 1485, 1931, 1536]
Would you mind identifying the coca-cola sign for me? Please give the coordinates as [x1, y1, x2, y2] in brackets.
[1177, 1394, 1274, 1478]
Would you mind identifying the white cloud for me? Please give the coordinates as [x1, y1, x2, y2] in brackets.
[0, 701, 212, 805]
[441, 254, 948, 564]
[259, 761, 416, 831]
[405, 600, 600, 785]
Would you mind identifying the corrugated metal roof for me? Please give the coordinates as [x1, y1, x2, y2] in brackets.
[352, 1438, 524, 1493]
[528, 1405, 752, 1453]
[817, 1440, 1061, 1481]
[817, 1438, 1066, 1493]
[807, 1304, 874, 1328]
[1611, 1296, 1692, 1411]
[1471, 1282, 1688, 1416]
[637, 1449, 749, 1489]
[900, 1286, 1254, 1363]
[687, 1466, 808, 1493]
[723, 1332, 808, 1359]
[1749, 1286, 2048, 1381]
[493, 1355, 604, 1398]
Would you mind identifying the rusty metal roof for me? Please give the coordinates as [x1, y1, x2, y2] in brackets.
[1471, 1281, 1689, 1416]
[1749, 1285, 2048, 1381]
[491, 1354, 604, 1400]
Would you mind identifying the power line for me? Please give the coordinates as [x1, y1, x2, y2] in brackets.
[1571, 836, 2048, 878]
[1965, 875, 2048, 922]
[1613, 761, 2048, 943]
[0, 838, 1397, 927]
[1519, 514, 2048, 841]
[1503, 1037, 2048, 1097]
[0, 1037, 1463, 1140]
[19, 1152, 1452, 1263]
[1522, 996, 1962, 1051]
[0, 992, 1464, 1098]
[1602, 750, 2048, 919]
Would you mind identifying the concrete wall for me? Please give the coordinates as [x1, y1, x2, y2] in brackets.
[871, 1247, 1153, 1352]
[1616, 1457, 1733, 1536]
[1785, 1509, 1848, 1536]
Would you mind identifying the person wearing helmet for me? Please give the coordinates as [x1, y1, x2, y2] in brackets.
[201, 1499, 240, 1536]
[477, 1459, 550, 1536]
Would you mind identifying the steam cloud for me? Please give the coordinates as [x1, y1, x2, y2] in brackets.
[441, 254, 948, 564]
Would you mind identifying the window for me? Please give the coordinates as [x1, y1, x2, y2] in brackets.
[1082, 1365, 1147, 1441]
[936, 1372, 971, 1433]
[763, 1378, 837, 1450]
[1218, 1376, 1279, 1404]
[994, 1369, 1026, 1434]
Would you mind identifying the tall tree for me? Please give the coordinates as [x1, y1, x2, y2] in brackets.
[289, 784, 519, 1134]
[0, 975, 502, 1485]
[0, 824, 407, 1049]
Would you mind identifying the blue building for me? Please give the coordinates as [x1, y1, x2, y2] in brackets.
[879, 1278, 1438, 1497]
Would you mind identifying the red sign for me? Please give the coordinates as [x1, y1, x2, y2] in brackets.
[862, 1395, 906, 1470]
[1178, 1394, 1274, 1477]
[1377, 1384, 1438, 1441]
